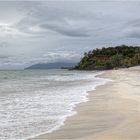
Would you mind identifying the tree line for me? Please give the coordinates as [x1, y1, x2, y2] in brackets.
[74, 45, 140, 70]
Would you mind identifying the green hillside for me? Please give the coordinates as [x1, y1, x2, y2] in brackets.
[75, 45, 140, 70]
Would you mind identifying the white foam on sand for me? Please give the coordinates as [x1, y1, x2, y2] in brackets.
[0, 70, 110, 140]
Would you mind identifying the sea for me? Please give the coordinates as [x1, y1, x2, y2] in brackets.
[0, 69, 109, 140]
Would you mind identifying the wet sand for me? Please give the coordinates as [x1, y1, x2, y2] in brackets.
[31, 66, 140, 140]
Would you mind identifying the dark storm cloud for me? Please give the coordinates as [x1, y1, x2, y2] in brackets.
[15, 2, 92, 37]
[0, 55, 9, 59]
[40, 23, 90, 37]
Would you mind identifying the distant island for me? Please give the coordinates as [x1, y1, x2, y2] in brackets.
[74, 45, 140, 70]
[26, 62, 76, 69]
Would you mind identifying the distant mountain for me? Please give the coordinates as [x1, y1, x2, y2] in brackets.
[25, 62, 76, 69]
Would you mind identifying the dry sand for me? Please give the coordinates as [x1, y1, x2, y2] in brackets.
[31, 66, 140, 140]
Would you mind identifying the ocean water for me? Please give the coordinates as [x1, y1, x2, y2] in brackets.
[0, 69, 109, 140]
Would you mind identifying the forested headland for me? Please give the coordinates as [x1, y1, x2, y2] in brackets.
[74, 45, 140, 70]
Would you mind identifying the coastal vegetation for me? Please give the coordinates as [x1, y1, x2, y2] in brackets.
[74, 45, 140, 70]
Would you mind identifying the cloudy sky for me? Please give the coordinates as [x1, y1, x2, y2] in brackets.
[0, 1, 140, 69]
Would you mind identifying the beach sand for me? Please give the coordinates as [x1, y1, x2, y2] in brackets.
[31, 66, 140, 140]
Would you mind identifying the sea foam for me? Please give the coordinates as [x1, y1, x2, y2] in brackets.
[0, 70, 109, 140]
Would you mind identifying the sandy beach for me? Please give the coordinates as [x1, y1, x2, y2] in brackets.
[31, 66, 140, 140]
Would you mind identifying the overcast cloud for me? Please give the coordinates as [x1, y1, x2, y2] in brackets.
[0, 1, 140, 69]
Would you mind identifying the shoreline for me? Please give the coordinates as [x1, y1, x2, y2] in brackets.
[27, 71, 109, 140]
[31, 66, 140, 140]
